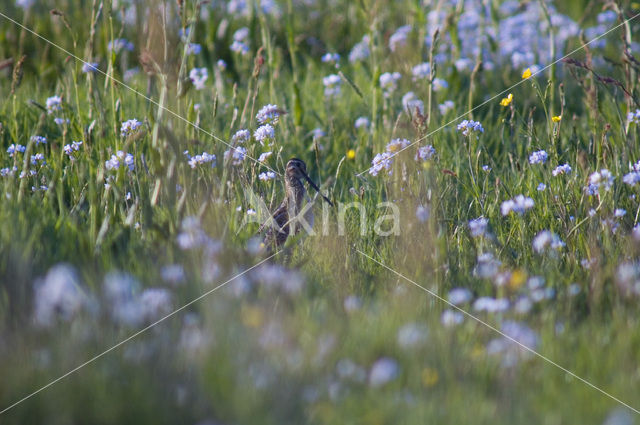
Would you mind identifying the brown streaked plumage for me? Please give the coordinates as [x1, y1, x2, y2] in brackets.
[261, 158, 333, 249]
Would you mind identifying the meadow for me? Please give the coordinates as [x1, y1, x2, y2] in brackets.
[1, 0, 640, 423]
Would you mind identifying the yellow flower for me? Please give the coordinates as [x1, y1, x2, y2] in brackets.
[552, 115, 562, 123]
[241, 306, 264, 328]
[508, 269, 527, 291]
[522, 68, 532, 79]
[500, 93, 513, 107]
[346, 149, 356, 160]
[421, 367, 439, 387]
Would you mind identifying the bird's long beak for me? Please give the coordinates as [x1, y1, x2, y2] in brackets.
[302, 173, 334, 206]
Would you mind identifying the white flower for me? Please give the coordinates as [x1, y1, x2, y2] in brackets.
[623, 171, 640, 186]
[256, 104, 281, 125]
[231, 129, 250, 144]
[552, 163, 572, 176]
[354, 116, 370, 129]
[415, 205, 429, 222]
[529, 150, 548, 164]
[389, 25, 411, 52]
[438, 100, 454, 115]
[411, 62, 431, 80]
[468, 217, 488, 237]
[254, 124, 275, 145]
[441, 309, 464, 326]
[586, 169, 614, 195]
[457, 120, 484, 136]
[230, 40, 249, 55]
[120, 119, 142, 137]
[225, 147, 247, 165]
[628, 109, 640, 125]
[402, 91, 424, 115]
[474, 253, 501, 279]
[369, 152, 392, 176]
[349, 35, 370, 63]
[258, 151, 273, 162]
[397, 322, 428, 349]
[415, 145, 436, 162]
[501, 195, 534, 215]
[259, 171, 276, 181]
[432, 78, 448, 91]
[614, 208, 627, 218]
[188, 152, 216, 168]
[448, 288, 472, 305]
[532, 230, 565, 253]
[379, 72, 401, 96]
[321, 52, 340, 64]
[323, 74, 342, 98]
[233, 27, 250, 41]
[46, 95, 62, 114]
[473, 297, 509, 313]
[34, 264, 87, 327]
[82, 62, 99, 73]
[369, 357, 399, 387]
[189, 67, 208, 90]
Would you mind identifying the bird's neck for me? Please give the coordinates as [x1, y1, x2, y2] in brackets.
[285, 177, 305, 210]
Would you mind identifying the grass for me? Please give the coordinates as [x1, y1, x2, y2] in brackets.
[1, 0, 640, 423]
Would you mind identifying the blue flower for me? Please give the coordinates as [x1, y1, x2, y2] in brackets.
[457, 120, 484, 136]
[120, 119, 142, 138]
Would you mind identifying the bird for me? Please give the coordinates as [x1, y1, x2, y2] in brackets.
[260, 158, 333, 249]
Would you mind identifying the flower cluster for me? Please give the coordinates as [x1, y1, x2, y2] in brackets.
[256, 104, 282, 125]
[30, 136, 47, 145]
[411, 62, 431, 80]
[529, 150, 548, 165]
[63, 141, 83, 160]
[402, 92, 424, 116]
[120, 119, 142, 138]
[81, 62, 99, 73]
[348, 35, 370, 63]
[224, 147, 247, 165]
[46, 95, 62, 114]
[415, 145, 436, 162]
[254, 124, 275, 146]
[379, 72, 401, 97]
[186, 151, 216, 169]
[469, 217, 489, 237]
[189, 67, 208, 90]
[322, 74, 342, 98]
[439, 100, 454, 115]
[354, 117, 370, 130]
[501, 195, 534, 216]
[627, 109, 640, 125]
[321, 52, 340, 66]
[231, 129, 251, 144]
[258, 151, 272, 162]
[230, 27, 250, 55]
[259, 171, 276, 181]
[456, 120, 484, 137]
[7, 144, 26, 157]
[585, 169, 614, 196]
[107, 38, 134, 53]
[389, 25, 411, 52]
[552, 163, 572, 176]
[105, 150, 135, 171]
[532, 230, 565, 254]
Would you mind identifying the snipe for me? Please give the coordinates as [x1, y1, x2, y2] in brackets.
[261, 158, 333, 248]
